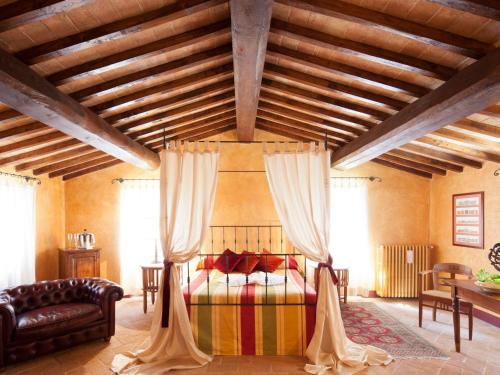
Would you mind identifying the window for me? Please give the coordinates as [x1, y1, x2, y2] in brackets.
[0, 174, 36, 288]
[119, 180, 160, 295]
[330, 178, 372, 296]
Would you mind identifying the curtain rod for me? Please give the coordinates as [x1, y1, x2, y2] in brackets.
[112, 176, 382, 183]
[0, 171, 41, 184]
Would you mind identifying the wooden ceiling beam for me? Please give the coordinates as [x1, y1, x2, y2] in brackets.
[15, 0, 226, 64]
[62, 159, 123, 181]
[34, 150, 105, 175]
[17, 107, 235, 172]
[50, 155, 117, 178]
[0, 139, 82, 167]
[264, 63, 406, 110]
[389, 149, 464, 173]
[275, 0, 490, 58]
[0, 121, 46, 141]
[0, 48, 160, 169]
[259, 92, 377, 129]
[93, 64, 233, 114]
[256, 118, 342, 147]
[430, 128, 499, 149]
[261, 80, 388, 121]
[372, 158, 432, 178]
[402, 143, 482, 169]
[46, 20, 231, 86]
[258, 102, 364, 136]
[448, 119, 500, 139]
[256, 123, 319, 144]
[270, 19, 456, 80]
[378, 154, 446, 175]
[0, 0, 93, 33]
[72, 45, 233, 102]
[257, 109, 353, 143]
[427, 0, 500, 21]
[331, 47, 500, 170]
[15, 145, 95, 171]
[231, 0, 272, 141]
[416, 136, 500, 164]
[266, 44, 430, 97]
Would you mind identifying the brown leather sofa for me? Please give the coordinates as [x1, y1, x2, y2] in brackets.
[0, 278, 123, 368]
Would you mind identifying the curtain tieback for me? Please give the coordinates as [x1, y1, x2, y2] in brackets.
[161, 260, 174, 328]
[318, 255, 338, 285]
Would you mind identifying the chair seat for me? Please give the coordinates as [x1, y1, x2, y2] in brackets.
[15, 303, 103, 340]
[422, 289, 451, 300]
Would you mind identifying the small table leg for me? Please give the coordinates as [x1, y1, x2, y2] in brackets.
[452, 289, 461, 352]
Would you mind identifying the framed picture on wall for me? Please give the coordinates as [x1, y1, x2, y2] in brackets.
[452, 192, 484, 249]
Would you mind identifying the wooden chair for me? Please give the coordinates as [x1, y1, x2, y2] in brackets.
[141, 263, 163, 313]
[418, 263, 474, 340]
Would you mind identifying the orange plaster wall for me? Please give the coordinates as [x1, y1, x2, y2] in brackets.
[0, 167, 65, 281]
[430, 161, 500, 274]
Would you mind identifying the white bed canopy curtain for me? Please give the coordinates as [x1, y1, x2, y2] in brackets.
[263, 142, 392, 374]
[112, 141, 219, 374]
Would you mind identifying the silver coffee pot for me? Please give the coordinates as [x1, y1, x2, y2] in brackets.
[77, 229, 95, 249]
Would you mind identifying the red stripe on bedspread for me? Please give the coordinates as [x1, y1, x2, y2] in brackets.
[240, 284, 256, 355]
[290, 269, 317, 346]
[183, 269, 209, 306]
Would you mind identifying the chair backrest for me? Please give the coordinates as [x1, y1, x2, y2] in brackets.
[432, 263, 472, 289]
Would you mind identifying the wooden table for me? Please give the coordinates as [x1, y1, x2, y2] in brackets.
[141, 263, 163, 314]
[444, 279, 500, 352]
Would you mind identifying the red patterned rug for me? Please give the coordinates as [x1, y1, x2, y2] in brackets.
[341, 302, 447, 359]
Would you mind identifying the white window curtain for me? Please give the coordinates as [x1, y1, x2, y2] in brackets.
[0, 174, 36, 289]
[330, 178, 372, 296]
[264, 142, 391, 374]
[119, 180, 160, 295]
[113, 141, 218, 374]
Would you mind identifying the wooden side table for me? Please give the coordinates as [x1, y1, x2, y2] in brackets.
[141, 263, 163, 313]
[59, 248, 100, 278]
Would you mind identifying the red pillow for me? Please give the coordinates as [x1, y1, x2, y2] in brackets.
[254, 249, 284, 273]
[285, 256, 298, 270]
[196, 255, 215, 271]
[234, 251, 260, 274]
[214, 249, 242, 273]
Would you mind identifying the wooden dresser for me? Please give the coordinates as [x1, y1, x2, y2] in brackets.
[59, 248, 101, 278]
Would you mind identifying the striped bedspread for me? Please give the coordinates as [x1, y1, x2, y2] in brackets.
[183, 268, 317, 355]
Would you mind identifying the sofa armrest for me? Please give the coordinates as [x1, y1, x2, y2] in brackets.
[83, 279, 123, 315]
[0, 291, 16, 345]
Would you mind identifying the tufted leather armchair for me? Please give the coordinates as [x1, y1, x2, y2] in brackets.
[0, 278, 123, 368]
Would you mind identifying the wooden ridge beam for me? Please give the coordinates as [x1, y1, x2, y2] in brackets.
[258, 101, 364, 136]
[0, 0, 93, 33]
[427, 0, 500, 21]
[331, 47, 500, 170]
[0, 48, 160, 169]
[231, 0, 272, 141]
[15, 0, 226, 64]
[270, 19, 456, 80]
[46, 20, 231, 86]
[264, 63, 406, 110]
[259, 92, 377, 129]
[402, 143, 482, 169]
[388, 149, 464, 173]
[378, 154, 447, 175]
[372, 158, 432, 178]
[275, 0, 490, 58]
[266, 44, 430, 97]
[261, 80, 388, 121]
